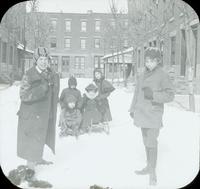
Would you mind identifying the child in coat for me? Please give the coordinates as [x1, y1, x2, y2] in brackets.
[129, 47, 174, 185]
[59, 76, 82, 110]
[80, 83, 103, 133]
[59, 95, 82, 138]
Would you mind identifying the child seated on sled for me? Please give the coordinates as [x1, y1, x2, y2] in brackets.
[59, 95, 82, 138]
[80, 83, 103, 133]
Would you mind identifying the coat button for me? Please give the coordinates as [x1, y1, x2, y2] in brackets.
[36, 115, 40, 119]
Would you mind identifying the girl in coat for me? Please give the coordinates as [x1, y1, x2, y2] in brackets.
[80, 83, 103, 132]
[59, 76, 82, 110]
[17, 47, 60, 186]
[93, 68, 115, 123]
[129, 47, 174, 185]
[59, 95, 82, 138]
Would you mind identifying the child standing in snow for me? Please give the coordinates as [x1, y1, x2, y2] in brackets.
[59, 95, 82, 138]
[129, 47, 174, 185]
[80, 83, 103, 133]
[93, 68, 115, 123]
[59, 76, 82, 110]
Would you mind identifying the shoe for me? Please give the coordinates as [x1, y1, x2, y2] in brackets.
[149, 169, 157, 186]
[135, 166, 150, 175]
[36, 159, 53, 165]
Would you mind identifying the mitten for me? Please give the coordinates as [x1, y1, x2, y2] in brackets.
[142, 87, 153, 100]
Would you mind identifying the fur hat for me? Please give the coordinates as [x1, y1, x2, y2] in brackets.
[144, 47, 161, 62]
[33, 47, 49, 64]
[68, 76, 77, 87]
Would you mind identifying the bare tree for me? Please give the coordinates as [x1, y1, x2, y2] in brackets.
[26, 0, 51, 49]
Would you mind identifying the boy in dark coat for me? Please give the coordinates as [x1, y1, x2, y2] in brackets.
[59, 76, 82, 110]
[59, 95, 82, 138]
[80, 83, 103, 132]
[129, 47, 174, 185]
[93, 68, 115, 123]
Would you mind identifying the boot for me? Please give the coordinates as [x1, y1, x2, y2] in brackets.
[148, 147, 157, 186]
[135, 147, 150, 175]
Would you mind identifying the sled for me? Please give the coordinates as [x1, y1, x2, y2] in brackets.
[89, 120, 110, 135]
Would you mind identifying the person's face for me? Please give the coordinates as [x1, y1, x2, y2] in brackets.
[70, 85, 76, 89]
[36, 56, 48, 71]
[95, 72, 101, 80]
[68, 102, 75, 109]
[145, 57, 158, 71]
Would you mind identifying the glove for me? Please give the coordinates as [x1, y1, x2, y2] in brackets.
[142, 87, 153, 100]
[130, 112, 134, 118]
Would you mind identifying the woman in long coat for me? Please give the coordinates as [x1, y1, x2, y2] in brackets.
[93, 68, 115, 122]
[17, 47, 60, 169]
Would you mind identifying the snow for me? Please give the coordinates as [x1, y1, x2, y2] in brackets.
[0, 78, 200, 189]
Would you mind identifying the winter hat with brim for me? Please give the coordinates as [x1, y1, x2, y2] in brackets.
[68, 76, 77, 87]
[85, 83, 98, 92]
[33, 47, 49, 64]
[144, 47, 161, 62]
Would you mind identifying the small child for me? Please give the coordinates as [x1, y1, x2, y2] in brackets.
[80, 83, 103, 133]
[59, 95, 82, 138]
[129, 47, 174, 185]
[59, 76, 82, 110]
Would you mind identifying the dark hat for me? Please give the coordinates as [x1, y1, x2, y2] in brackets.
[33, 47, 49, 63]
[68, 76, 77, 87]
[85, 83, 98, 92]
[144, 47, 161, 62]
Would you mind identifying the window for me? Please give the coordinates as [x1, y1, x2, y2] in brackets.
[95, 20, 101, 32]
[94, 38, 100, 48]
[50, 38, 57, 48]
[64, 38, 71, 49]
[149, 41, 152, 47]
[75, 56, 85, 70]
[62, 56, 70, 72]
[94, 56, 104, 70]
[124, 19, 128, 27]
[80, 38, 86, 49]
[109, 64, 112, 72]
[2, 42, 7, 63]
[81, 21, 87, 32]
[9, 46, 13, 65]
[153, 40, 157, 47]
[50, 19, 57, 32]
[51, 56, 58, 72]
[110, 20, 116, 29]
[65, 20, 71, 32]
[123, 39, 128, 48]
[137, 49, 141, 68]
[170, 36, 176, 66]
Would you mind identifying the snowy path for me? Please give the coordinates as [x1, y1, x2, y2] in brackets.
[0, 78, 200, 189]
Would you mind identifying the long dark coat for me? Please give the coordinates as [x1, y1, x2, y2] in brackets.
[94, 78, 115, 122]
[129, 66, 174, 129]
[81, 93, 103, 130]
[17, 66, 60, 162]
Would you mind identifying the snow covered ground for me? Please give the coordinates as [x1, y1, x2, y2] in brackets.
[0, 78, 200, 189]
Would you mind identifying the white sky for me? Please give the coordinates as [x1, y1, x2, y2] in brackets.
[36, 0, 128, 13]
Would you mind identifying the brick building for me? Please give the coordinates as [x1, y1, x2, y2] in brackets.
[43, 11, 128, 78]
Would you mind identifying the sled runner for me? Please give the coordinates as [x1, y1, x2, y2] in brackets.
[89, 120, 110, 135]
